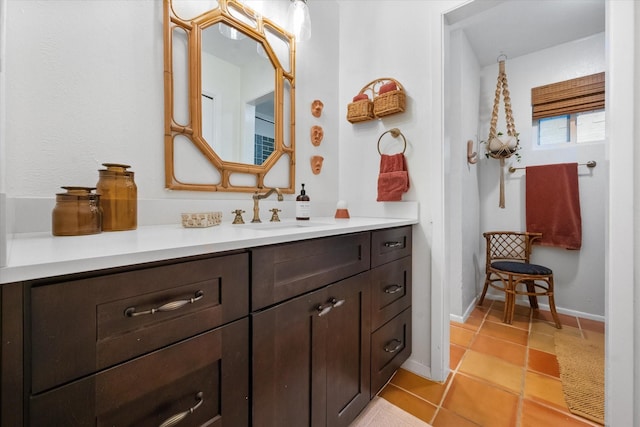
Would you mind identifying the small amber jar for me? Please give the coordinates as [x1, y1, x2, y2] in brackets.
[52, 187, 102, 236]
[97, 163, 137, 231]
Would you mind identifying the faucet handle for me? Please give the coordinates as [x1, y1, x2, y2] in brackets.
[269, 208, 282, 222]
[231, 209, 245, 224]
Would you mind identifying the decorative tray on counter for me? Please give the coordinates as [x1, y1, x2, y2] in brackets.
[181, 211, 222, 228]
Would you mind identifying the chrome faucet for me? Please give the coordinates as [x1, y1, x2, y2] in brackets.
[251, 188, 283, 223]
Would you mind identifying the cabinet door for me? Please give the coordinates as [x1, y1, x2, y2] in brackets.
[252, 272, 370, 427]
[324, 272, 371, 427]
[252, 286, 327, 427]
[29, 318, 249, 427]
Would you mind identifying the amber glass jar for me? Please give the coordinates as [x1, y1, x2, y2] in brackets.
[96, 163, 137, 231]
[52, 187, 102, 236]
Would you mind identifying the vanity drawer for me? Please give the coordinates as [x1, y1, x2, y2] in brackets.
[30, 253, 249, 394]
[252, 232, 371, 310]
[29, 318, 249, 427]
[371, 226, 412, 268]
[371, 256, 412, 331]
[371, 307, 412, 396]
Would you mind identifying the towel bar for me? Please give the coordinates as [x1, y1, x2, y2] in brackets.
[508, 160, 596, 173]
[377, 128, 407, 155]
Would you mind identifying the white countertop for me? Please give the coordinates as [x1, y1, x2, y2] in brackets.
[1, 216, 417, 284]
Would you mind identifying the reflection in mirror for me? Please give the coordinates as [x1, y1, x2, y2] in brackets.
[201, 23, 275, 165]
[164, 0, 295, 193]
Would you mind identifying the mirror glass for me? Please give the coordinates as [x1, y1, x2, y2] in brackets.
[201, 23, 275, 165]
[164, 0, 295, 193]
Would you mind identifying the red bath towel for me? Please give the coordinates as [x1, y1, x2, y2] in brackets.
[526, 162, 582, 249]
[377, 153, 409, 202]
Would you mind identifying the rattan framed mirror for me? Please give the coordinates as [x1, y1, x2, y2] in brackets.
[164, 0, 296, 193]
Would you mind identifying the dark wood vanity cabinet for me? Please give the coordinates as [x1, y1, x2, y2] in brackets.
[29, 319, 249, 427]
[2, 225, 414, 427]
[369, 227, 413, 396]
[253, 272, 371, 427]
[26, 252, 250, 426]
[252, 232, 372, 427]
[252, 226, 413, 426]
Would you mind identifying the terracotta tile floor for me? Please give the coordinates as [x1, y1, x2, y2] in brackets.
[378, 299, 605, 427]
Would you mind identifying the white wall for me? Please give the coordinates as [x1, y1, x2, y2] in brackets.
[0, 0, 7, 267]
[0, 0, 460, 382]
[337, 0, 466, 381]
[445, 28, 482, 321]
[477, 33, 606, 318]
[0, 0, 341, 235]
[606, 1, 639, 424]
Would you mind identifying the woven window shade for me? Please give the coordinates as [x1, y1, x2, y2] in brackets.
[531, 72, 605, 120]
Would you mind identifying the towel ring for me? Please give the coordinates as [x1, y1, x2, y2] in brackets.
[377, 128, 407, 155]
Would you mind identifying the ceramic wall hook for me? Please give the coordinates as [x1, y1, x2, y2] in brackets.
[467, 140, 478, 164]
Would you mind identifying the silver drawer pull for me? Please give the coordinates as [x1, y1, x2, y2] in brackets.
[330, 297, 345, 308]
[384, 241, 403, 248]
[159, 392, 203, 427]
[125, 290, 204, 317]
[317, 303, 332, 317]
[384, 284, 403, 294]
[384, 339, 403, 353]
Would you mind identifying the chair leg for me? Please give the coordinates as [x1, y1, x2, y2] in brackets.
[525, 280, 539, 309]
[478, 274, 491, 306]
[504, 276, 515, 324]
[503, 293, 511, 323]
[547, 277, 562, 329]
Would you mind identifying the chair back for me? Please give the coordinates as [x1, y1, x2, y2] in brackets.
[483, 231, 542, 266]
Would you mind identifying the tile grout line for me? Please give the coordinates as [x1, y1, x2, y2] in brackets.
[387, 303, 605, 427]
[427, 300, 493, 426]
[443, 302, 605, 427]
[515, 304, 535, 427]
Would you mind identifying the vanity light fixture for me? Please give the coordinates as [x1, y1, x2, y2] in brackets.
[287, 0, 311, 42]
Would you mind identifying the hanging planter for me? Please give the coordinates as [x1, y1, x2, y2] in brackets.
[488, 133, 518, 154]
[483, 56, 521, 208]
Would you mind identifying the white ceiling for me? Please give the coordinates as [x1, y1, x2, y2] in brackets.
[445, 0, 605, 67]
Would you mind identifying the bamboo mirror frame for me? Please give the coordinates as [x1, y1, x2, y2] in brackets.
[164, 0, 296, 193]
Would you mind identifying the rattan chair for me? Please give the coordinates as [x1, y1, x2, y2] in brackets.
[479, 231, 561, 329]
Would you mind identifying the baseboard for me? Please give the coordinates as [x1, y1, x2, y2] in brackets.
[401, 358, 432, 381]
[449, 296, 478, 324]
[481, 295, 605, 323]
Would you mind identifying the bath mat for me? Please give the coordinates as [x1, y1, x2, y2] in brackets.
[554, 333, 604, 425]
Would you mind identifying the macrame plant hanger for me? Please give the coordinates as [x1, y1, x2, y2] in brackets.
[487, 55, 518, 208]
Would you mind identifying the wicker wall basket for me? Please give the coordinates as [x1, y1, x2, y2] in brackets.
[347, 78, 406, 123]
[373, 78, 406, 117]
[347, 98, 374, 123]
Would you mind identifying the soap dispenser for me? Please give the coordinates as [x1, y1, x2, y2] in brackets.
[296, 183, 310, 220]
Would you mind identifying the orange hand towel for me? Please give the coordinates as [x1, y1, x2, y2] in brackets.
[526, 162, 582, 249]
[377, 153, 409, 202]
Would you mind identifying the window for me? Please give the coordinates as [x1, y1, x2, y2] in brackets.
[536, 109, 605, 146]
[538, 115, 569, 145]
[532, 72, 605, 146]
[576, 110, 605, 143]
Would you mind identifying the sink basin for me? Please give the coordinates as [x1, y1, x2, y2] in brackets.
[243, 220, 333, 231]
